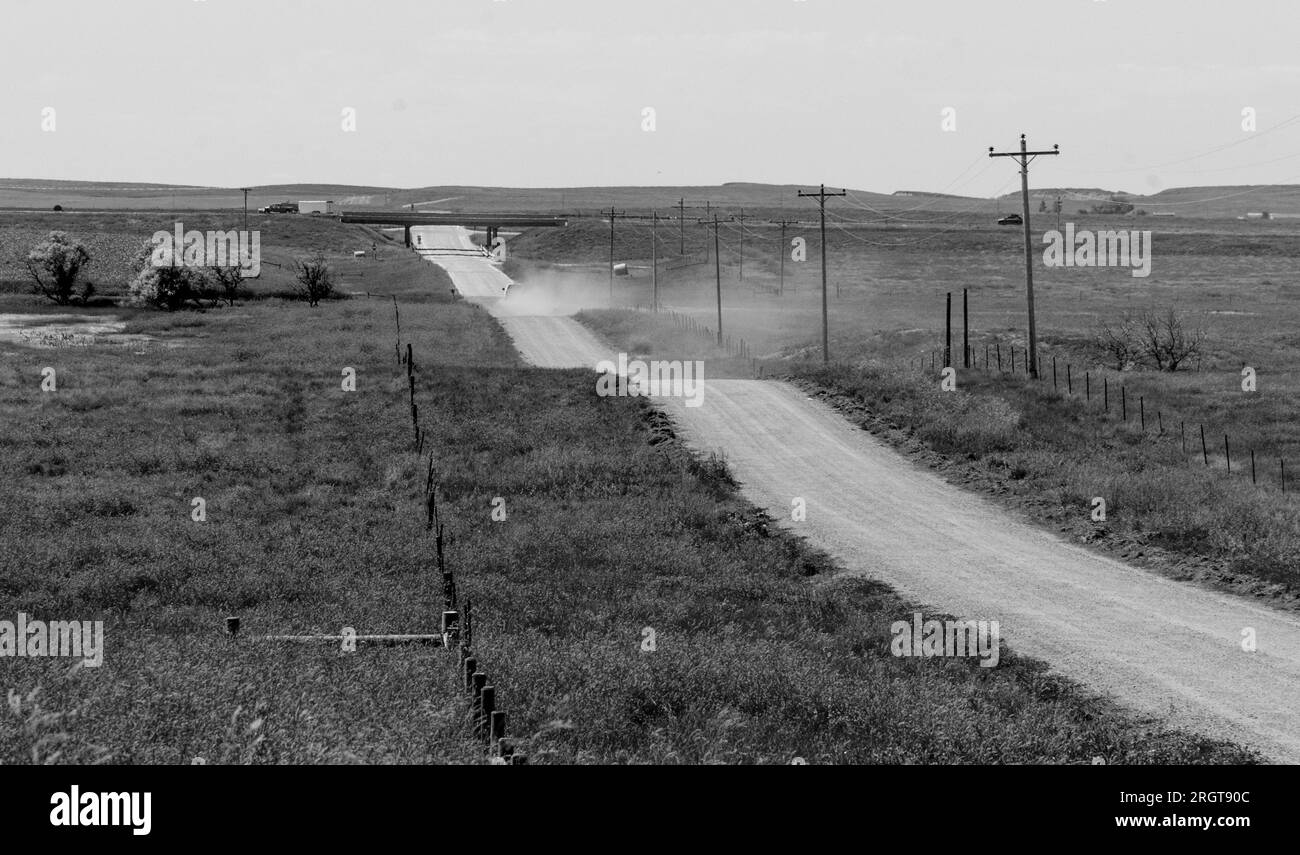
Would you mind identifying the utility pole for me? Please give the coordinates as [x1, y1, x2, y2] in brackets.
[769, 216, 800, 296]
[699, 215, 733, 345]
[603, 205, 625, 304]
[770, 218, 801, 296]
[989, 134, 1060, 379]
[945, 292, 952, 368]
[678, 197, 685, 255]
[797, 184, 845, 364]
[651, 210, 658, 312]
[737, 207, 745, 280]
[240, 187, 251, 233]
[701, 201, 714, 262]
[962, 288, 969, 369]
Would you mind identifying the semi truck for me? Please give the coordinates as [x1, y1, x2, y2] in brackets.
[298, 200, 336, 215]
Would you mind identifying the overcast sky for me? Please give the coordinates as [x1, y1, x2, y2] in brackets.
[6, 0, 1300, 196]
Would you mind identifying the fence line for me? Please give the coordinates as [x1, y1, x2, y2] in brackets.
[911, 331, 1289, 495]
[397, 301, 525, 764]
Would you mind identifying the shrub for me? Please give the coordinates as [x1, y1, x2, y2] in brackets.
[25, 231, 93, 305]
[126, 239, 208, 311]
[1092, 309, 1204, 372]
[207, 264, 244, 307]
[294, 254, 335, 307]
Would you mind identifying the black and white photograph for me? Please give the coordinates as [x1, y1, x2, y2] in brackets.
[0, 0, 1294, 837]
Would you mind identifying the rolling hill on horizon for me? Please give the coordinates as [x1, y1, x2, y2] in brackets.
[3, 177, 1299, 219]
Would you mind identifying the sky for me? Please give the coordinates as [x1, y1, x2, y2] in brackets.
[5, 0, 1300, 196]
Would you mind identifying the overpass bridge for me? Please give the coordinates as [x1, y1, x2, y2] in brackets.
[339, 211, 568, 248]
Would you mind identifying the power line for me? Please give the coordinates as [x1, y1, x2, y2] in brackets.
[770, 217, 805, 296]
[989, 134, 1061, 380]
[797, 184, 846, 364]
[1057, 111, 1300, 176]
[602, 205, 625, 304]
[737, 206, 745, 280]
[697, 214, 734, 345]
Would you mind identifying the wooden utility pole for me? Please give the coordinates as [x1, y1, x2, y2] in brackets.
[651, 211, 658, 312]
[945, 292, 952, 368]
[678, 197, 686, 255]
[603, 205, 625, 304]
[704, 201, 712, 262]
[798, 184, 846, 364]
[988, 134, 1060, 379]
[962, 288, 970, 368]
[770, 218, 801, 296]
[737, 207, 745, 280]
[699, 215, 733, 346]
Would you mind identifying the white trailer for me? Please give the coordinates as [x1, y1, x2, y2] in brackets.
[298, 200, 335, 215]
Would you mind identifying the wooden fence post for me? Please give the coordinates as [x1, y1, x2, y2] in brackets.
[1251, 449, 1256, 485]
[1200, 425, 1208, 466]
[1139, 396, 1145, 431]
[1052, 356, 1057, 389]
[463, 657, 477, 692]
[490, 710, 507, 747]
[1067, 364, 1072, 394]
[1121, 386, 1127, 421]
[996, 342, 1002, 372]
[1224, 434, 1231, 473]
[478, 684, 495, 741]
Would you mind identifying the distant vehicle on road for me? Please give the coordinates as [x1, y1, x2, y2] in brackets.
[997, 213, 1023, 226]
[298, 200, 336, 215]
[259, 201, 297, 213]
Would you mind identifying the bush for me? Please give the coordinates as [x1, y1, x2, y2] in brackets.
[126, 239, 208, 311]
[25, 231, 93, 305]
[1092, 308, 1204, 372]
[207, 264, 244, 307]
[294, 254, 335, 307]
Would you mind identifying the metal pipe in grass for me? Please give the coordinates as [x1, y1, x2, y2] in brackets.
[248, 633, 444, 646]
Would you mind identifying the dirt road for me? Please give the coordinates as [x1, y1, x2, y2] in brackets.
[413, 226, 612, 367]
[421, 226, 1300, 763]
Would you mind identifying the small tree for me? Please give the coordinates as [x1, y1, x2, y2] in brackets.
[1137, 308, 1205, 371]
[207, 264, 244, 307]
[26, 231, 93, 305]
[294, 254, 334, 307]
[126, 238, 207, 310]
[1093, 312, 1142, 370]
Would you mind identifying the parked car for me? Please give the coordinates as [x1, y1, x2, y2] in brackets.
[997, 213, 1023, 226]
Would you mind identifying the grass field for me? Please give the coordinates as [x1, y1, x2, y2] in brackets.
[0, 214, 1257, 764]
[0, 211, 426, 300]
[544, 210, 1300, 602]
